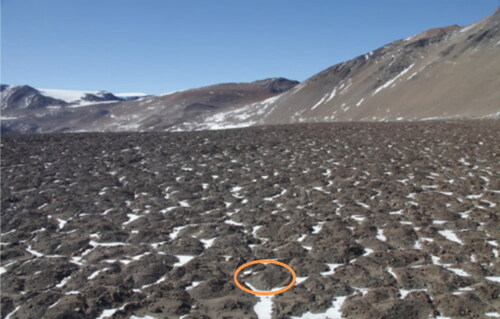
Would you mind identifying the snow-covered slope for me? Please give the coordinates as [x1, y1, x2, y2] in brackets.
[37, 89, 100, 103]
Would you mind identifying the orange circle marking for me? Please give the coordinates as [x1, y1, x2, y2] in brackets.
[233, 259, 296, 296]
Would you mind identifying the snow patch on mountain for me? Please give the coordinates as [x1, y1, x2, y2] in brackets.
[38, 89, 100, 103]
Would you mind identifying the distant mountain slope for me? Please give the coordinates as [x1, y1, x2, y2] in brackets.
[2, 8, 499, 134]
[1, 85, 68, 110]
[176, 8, 500, 130]
[0, 78, 298, 133]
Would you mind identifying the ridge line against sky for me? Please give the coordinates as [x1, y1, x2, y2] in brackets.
[1, 0, 499, 95]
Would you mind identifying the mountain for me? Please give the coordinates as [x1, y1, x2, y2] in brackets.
[1, 85, 68, 110]
[2, 8, 499, 133]
[174, 8, 500, 129]
[0, 78, 298, 133]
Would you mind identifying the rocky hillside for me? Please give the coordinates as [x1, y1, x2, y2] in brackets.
[0, 78, 298, 134]
[178, 8, 500, 130]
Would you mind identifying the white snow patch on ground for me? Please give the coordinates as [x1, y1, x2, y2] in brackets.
[89, 240, 128, 247]
[244, 283, 277, 319]
[485, 276, 500, 283]
[186, 281, 201, 291]
[173, 255, 195, 267]
[5, 306, 21, 319]
[130, 315, 157, 319]
[96, 308, 118, 319]
[170, 225, 189, 239]
[26, 246, 46, 257]
[254, 295, 273, 319]
[448, 268, 470, 277]
[376, 229, 386, 241]
[433, 220, 447, 225]
[400, 289, 426, 298]
[438, 230, 463, 244]
[55, 275, 71, 288]
[291, 296, 348, 319]
[123, 214, 143, 226]
[88, 268, 110, 280]
[312, 222, 325, 234]
[200, 238, 216, 248]
[363, 248, 374, 256]
[179, 200, 190, 207]
[387, 267, 397, 279]
[225, 219, 244, 226]
[351, 215, 365, 222]
[389, 209, 404, 215]
[0, 266, 6, 275]
[321, 264, 342, 276]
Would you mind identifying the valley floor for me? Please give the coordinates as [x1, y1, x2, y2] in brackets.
[1, 121, 499, 319]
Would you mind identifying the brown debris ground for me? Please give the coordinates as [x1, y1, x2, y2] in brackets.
[1, 121, 499, 319]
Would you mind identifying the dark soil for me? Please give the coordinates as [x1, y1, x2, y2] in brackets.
[1, 121, 499, 319]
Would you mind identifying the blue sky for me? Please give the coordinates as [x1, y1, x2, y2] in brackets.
[1, 0, 499, 94]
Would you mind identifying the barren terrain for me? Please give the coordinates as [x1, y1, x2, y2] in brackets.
[1, 121, 499, 319]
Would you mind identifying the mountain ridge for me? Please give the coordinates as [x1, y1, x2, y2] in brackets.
[1, 8, 499, 133]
